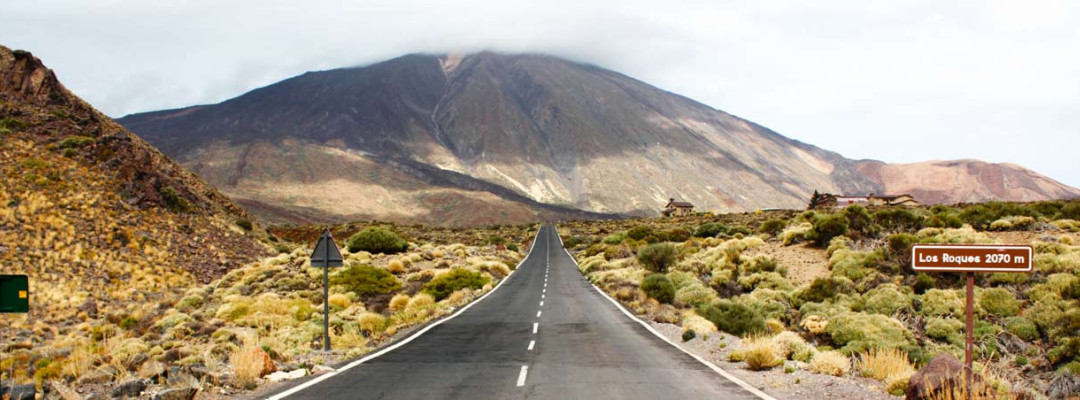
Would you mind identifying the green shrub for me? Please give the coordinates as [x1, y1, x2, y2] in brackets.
[810, 214, 849, 246]
[675, 283, 718, 307]
[693, 223, 726, 238]
[346, 227, 408, 254]
[159, 186, 192, 213]
[864, 284, 910, 315]
[887, 233, 918, 266]
[682, 330, 696, 342]
[1004, 316, 1039, 341]
[727, 226, 752, 237]
[235, 218, 253, 231]
[829, 248, 883, 281]
[698, 300, 766, 336]
[743, 255, 778, 274]
[825, 312, 914, 355]
[875, 209, 924, 231]
[1063, 203, 1080, 220]
[627, 226, 655, 241]
[664, 228, 692, 242]
[1027, 201, 1064, 219]
[176, 295, 205, 313]
[799, 277, 853, 303]
[332, 264, 402, 297]
[843, 204, 876, 237]
[641, 274, 676, 304]
[925, 317, 964, 346]
[58, 135, 94, 149]
[758, 219, 787, 235]
[919, 289, 966, 316]
[637, 243, 677, 273]
[119, 316, 139, 330]
[738, 272, 793, 291]
[602, 232, 628, 245]
[979, 288, 1020, 317]
[913, 273, 936, 295]
[422, 268, 488, 301]
[507, 243, 519, 252]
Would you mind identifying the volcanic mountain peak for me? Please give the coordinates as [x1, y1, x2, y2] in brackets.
[118, 51, 1079, 224]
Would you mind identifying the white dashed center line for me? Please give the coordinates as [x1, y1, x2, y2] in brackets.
[537, 310, 542, 317]
[516, 366, 528, 387]
[528, 340, 535, 350]
[539, 301, 544, 306]
[533, 323, 538, 334]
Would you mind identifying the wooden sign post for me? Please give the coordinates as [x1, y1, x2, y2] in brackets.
[911, 244, 1032, 397]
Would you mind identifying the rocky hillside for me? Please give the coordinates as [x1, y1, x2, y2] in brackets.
[119, 52, 1080, 223]
[0, 44, 270, 351]
[855, 159, 1080, 205]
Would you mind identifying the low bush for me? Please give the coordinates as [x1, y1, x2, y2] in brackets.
[694, 223, 726, 238]
[159, 186, 192, 213]
[799, 277, 854, 303]
[758, 219, 787, 235]
[346, 227, 408, 254]
[331, 264, 402, 298]
[674, 283, 718, 308]
[811, 214, 849, 246]
[422, 268, 488, 301]
[925, 317, 964, 346]
[1063, 203, 1080, 220]
[389, 293, 410, 311]
[863, 284, 910, 315]
[920, 289, 966, 316]
[58, 135, 94, 149]
[602, 232, 628, 245]
[810, 350, 851, 376]
[875, 209, 924, 231]
[1004, 316, 1039, 341]
[699, 300, 767, 336]
[913, 273, 937, 294]
[825, 312, 914, 355]
[979, 288, 1020, 317]
[235, 218, 254, 231]
[641, 274, 676, 304]
[637, 243, 677, 273]
[663, 228, 692, 242]
[627, 225, 655, 241]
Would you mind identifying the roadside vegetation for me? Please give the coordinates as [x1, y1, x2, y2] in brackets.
[562, 200, 1080, 399]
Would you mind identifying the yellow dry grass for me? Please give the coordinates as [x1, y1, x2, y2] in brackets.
[810, 350, 851, 376]
[857, 348, 915, 382]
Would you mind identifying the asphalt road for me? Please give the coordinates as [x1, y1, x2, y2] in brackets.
[271, 225, 764, 400]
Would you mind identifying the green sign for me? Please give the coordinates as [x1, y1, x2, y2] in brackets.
[0, 274, 29, 313]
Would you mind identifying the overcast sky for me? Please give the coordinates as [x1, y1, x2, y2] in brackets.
[3, 0, 1078, 188]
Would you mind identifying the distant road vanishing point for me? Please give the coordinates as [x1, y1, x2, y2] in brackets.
[265, 225, 769, 400]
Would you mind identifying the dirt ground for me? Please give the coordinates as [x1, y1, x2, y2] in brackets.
[744, 241, 831, 286]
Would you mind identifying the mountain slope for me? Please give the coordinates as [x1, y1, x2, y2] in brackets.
[119, 52, 1080, 221]
[855, 159, 1080, 205]
[0, 45, 269, 333]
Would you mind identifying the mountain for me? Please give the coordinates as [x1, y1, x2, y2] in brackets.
[854, 159, 1080, 205]
[118, 52, 1080, 223]
[0, 42, 269, 319]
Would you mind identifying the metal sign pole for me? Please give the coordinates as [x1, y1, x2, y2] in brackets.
[965, 272, 974, 400]
[323, 235, 331, 352]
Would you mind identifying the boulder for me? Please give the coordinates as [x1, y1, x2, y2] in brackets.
[152, 388, 197, 400]
[137, 361, 167, 382]
[249, 348, 276, 377]
[45, 380, 82, 400]
[79, 298, 98, 319]
[110, 379, 147, 398]
[905, 353, 988, 400]
[265, 369, 307, 383]
[311, 365, 336, 374]
[2, 383, 35, 400]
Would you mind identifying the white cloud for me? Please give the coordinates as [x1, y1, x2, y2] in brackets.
[2, 0, 1078, 188]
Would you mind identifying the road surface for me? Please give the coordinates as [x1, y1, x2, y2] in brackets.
[269, 225, 765, 399]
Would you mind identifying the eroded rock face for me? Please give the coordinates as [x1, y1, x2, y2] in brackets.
[0, 47, 70, 106]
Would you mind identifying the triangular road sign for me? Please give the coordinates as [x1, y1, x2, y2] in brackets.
[310, 229, 343, 267]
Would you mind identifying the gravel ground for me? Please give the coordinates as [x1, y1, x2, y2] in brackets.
[647, 322, 899, 400]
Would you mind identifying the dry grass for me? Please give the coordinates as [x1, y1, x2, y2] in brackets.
[857, 348, 915, 381]
[328, 293, 351, 308]
[231, 335, 265, 388]
[387, 259, 406, 274]
[389, 293, 410, 311]
[680, 310, 718, 337]
[740, 336, 784, 371]
[810, 350, 851, 376]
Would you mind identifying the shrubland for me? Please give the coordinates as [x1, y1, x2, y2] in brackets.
[562, 199, 1080, 397]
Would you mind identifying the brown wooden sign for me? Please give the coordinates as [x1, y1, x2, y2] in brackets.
[911, 244, 1032, 273]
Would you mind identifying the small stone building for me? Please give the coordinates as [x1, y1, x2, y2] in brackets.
[662, 198, 695, 217]
[809, 191, 919, 209]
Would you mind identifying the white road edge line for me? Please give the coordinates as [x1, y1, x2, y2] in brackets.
[528, 340, 536, 350]
[533, 323, 538, 334]
[266, 226, 547, 400]
[516, 365, 529, 387]
[559, 228, 777, 400]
